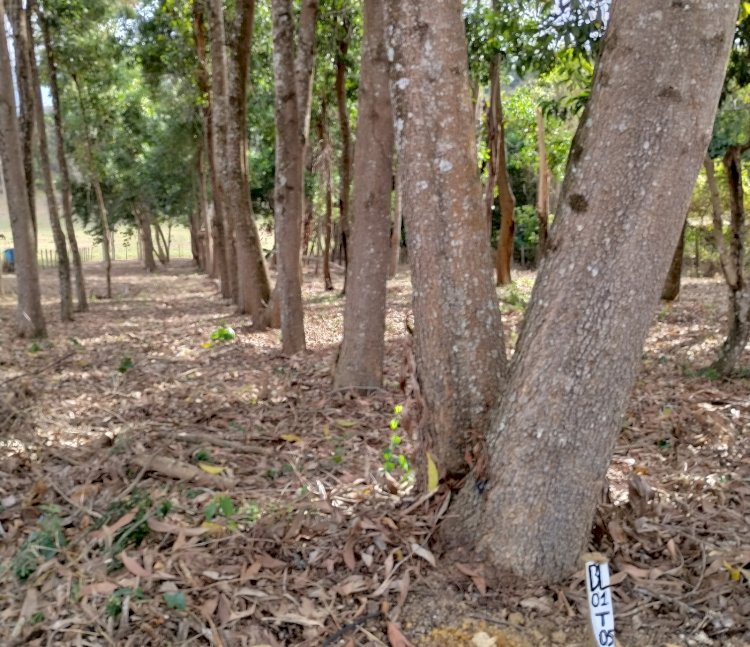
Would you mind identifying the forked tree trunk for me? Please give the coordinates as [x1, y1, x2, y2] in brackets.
[0, 1, 45, 337]
[26, 0, 72, 321]
[154, 222, 170, 264]
[389, 169, 402, 278]
[661, 219, 686, 301]
[494, 73, 516, 285]
[447, 0, 736, 582]
[536, 106, 550, 260]
[387, 0, 507, 480]
[39, 8, 87, 312]
[712, 145, 750, 374]
[334, 0, 393, 390]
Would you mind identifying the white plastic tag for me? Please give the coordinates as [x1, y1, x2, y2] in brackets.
[585, 559, 616, 646]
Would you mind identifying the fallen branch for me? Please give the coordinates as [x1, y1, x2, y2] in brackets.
[130, 454, 236, 489]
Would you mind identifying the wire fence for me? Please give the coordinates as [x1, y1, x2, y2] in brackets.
[36, 243, 194, 269]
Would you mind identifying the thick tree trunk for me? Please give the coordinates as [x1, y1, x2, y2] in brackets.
[39, 8, 87, 312]
[494, 74, 516, 285]
[536, 106, 550, 261]
[448, 0, 736, 582]
[225, 0, 272, 324]
[7, 0, 36, 245]
[271, 0, 308, 353]
[135, 208, 157, 273]
[387, 0, 507, 480]
[0, 1, 45, 337]
[26, 0, 72, 321]
[334, 0, 393, 390]
[335, 29, 352, 291]
[712, 145, 750, 374]
[316, 105, 334, 291]
[389, 170, 402, 278]
[661, 219, 686, 301]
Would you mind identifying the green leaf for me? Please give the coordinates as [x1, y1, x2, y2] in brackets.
[217, 495, 235, 518]
[163, 591, 187, 610]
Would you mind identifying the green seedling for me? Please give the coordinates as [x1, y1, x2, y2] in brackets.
[106, 587, 144, 617]
[117, 356, 134, 373]
[383, 405, 411, 479]
[12, 508, 66, 581]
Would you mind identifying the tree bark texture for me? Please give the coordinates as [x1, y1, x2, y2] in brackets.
[224, 0, 272, 324]
[335, 25, 352, 288]
[386, 0, 507, 480]
[39, 8, 87, 312]
[135, 207, 157, 272]
[449, 0, 737, 582]
[7, 0, 36, 244]
[0, 0, 45, 337]
[712, 145, 749, 374]
[494, 73, 516, 285]
[661, 219, 686, 301]
[536, 106, 550, 261]
[334, 0, 394, 390]
[271, 0, 307, 353]
[27, 0, 73, 321]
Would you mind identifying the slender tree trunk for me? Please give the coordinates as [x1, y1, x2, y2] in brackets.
[712, 145, 750, 374]
[0, 1, 45, 337]
[387, 0, 507, 480]
[335, 30, 352, 291]
[389, 169, 402, 278]
[225, 0, 272, 324]
[335, 0, 394, 390]
[7, 0, 36, 246]
[536, 106, 550, 261]
[495, 74, 516, 285]
[154, 221, 170, 264]
[447, 0, 736, 582]
[705, 155, 734, 284]
[316, 103, 334, 291]
[193, 146, 208, 269]
[72, 74, 111, 299]
[135, 208, 157, 272]
[662, 219, 686, 301]
[483, 57, 500, 237]
[38, 8, 87, 312]
[26, 0, 72, 321]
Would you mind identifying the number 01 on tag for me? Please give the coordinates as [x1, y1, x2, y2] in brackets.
[585, 560, 615, 646]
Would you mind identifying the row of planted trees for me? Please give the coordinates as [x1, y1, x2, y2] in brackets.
[1, 0, 748, 582]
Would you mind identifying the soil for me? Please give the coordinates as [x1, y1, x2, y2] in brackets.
[0, 260, 748, 647]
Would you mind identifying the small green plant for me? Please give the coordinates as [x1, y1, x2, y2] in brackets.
[12, 507, 66, 581]
[204, 494, 236, 521]
[501, 283, 529, 313]
[193, 448, 212, 463]
[29, 342, 42, 353]
[203, 324, 236, 349]
[204, 495, 259, 529]
[117, 356, 134, 373]
[163, 591, 187, 611]
[383, 405, 411, 478]
[106, 587, 144, 617]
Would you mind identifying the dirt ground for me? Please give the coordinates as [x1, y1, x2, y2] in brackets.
[0, 260, 748, 647]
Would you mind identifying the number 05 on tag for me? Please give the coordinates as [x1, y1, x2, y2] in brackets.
[585, 559, 615, 646]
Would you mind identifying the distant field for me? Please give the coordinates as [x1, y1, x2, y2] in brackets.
[0, 189, 194, 264]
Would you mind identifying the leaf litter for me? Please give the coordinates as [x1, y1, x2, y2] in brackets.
[0, 263, 748, 646]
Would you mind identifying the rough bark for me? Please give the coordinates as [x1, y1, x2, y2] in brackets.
[389, 169, 402, 278]
[7, 0, 36, 244]
[661, 219, 686, 301]
[494, 74, 516, 285]
[449, 0, 736, 582]
[0, 0, 45, 337]
[334, 0, 393, 390]
[335, 25, 352, 288]
[135, 207, 157, 272]
[712, 145, 750, 374]
[25, 0, 72, 321]
[387, 0, 507, 480]
[271, 0, 307, 353]
[39, 8, 87, 312]
[224, 0, 272, 323]
[536, 106, 550, 260]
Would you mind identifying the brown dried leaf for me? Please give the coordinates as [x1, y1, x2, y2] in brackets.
[387, 621, 415, 647]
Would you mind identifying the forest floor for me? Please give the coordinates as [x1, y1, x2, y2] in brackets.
[0, 259, 749, 647]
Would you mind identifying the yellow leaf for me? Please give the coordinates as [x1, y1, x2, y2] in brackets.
[280, 434, 302, 443]
[335, 419, 356, 428]
[723, 560, 742, 581]
[200, 521, 227, 535]
[322, 424, 331, 439]
[426, 452, 439, 493]
[201, 342, 213, 349]
[198, 463, 225, 475]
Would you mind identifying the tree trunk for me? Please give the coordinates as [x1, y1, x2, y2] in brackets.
[154, 221, 170, 264]
[38, 7, 87, 312]
[0, 0, 45, 337]
[334, 0, 393, 390]
[7, 0, 36, 246]
[135, 208, 157, 272]
[536, 106, 550, 261]
[661, 219, 686, 301]
[483, 57, 500, 237]
[389, 169, 402, 278]
[225, 0, 272, 324]
[72, 74, 111, 299]
[335, 28, 352, 292]
[712, 145, 750, 375]
[316, 103, 334, 291]
[25, 0, 72, 321]
[494, 74, 516, 285]
[387, 0, 507, 480]
[705, 155, 734, 284]
[447, 0, 736, 582]
[193, 146, 209, 270]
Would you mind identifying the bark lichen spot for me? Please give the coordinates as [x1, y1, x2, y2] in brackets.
[568, 193, 588, 213]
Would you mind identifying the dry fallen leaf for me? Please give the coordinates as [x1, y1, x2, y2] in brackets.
[387, 621, 415, 647]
